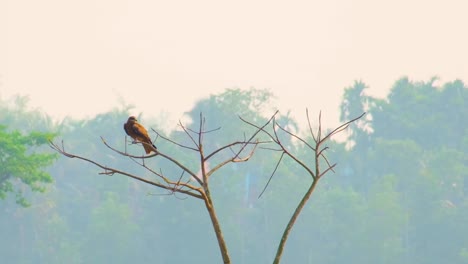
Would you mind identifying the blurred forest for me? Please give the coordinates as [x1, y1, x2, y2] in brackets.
[1, 78, 467, 264]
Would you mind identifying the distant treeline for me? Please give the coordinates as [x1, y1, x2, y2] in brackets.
[0, 78, 467, 263]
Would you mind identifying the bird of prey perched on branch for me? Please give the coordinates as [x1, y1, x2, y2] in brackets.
[123, 116, 157, 154]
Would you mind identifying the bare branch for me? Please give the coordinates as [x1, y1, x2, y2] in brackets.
[179, 120, 200, 149]
[161, 152, 204, 186]
[198, 114, 208, 185]
[259, 146, 283, 152]
[321, 112, 366, 143]
[205, 140, 269, 161]
[275, 121, 316, 151]
[173, 192, 190, 200]
[320, 152, 336, 174]
[230, 111, 278, 162]
[271, 118, 317, 180]
[140, 160, 201, 193]
[242, 110, 318, 181]
[103, 137, 158, 159]
[198, 113, 204, 147]
[317, 146, 329, 158]
[238, 110, 280, 144]
[100, 137, 203, 187]
[49, 140, 203, 200]
[152, 129, 199, 152]
[232, 142, 258, 163]
[258, 152, 284, 198]
[318, 163, 337, 178]
[207, 140, 259, 178]
[306, 108, 317, 144]
[147, 191, 188, 200]
[259, 111, 365, 264]
[317, 110, 322, 142]
[188, 126, 221, 134]
[283, 150, 317, 180]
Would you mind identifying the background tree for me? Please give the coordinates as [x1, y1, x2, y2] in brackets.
[2, 80, 467, 264]
[340, 77, 468, 263]
[0, 97, 57, 206]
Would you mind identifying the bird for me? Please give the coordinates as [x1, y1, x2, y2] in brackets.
[123, 116, 157, 154]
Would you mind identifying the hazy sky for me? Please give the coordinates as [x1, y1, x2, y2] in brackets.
[1, 0, 467, 128]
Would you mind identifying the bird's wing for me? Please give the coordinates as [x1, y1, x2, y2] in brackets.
[123, 123, 131, 136]
[132, 123, 151, 142]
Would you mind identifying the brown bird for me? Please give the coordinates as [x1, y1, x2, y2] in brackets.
[123, 116, 157, 154]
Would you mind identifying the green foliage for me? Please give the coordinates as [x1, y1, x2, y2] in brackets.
[82, 192, 140, 264]
[339, 77, 468, 264]
[1, 79, 467, 263]
[184, 88, 285, 147]
[0, 125, 57, 207]
[188, 88, 276, 123]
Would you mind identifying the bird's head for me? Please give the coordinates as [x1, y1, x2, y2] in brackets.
[128, 116, 138, 122]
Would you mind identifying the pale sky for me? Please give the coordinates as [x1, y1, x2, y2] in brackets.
[1, 0, 467, 128]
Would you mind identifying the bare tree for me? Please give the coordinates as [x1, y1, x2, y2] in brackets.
[49, 109, 363, 263]
[49, 113, 274, 264]
[241, 110, 365, 264]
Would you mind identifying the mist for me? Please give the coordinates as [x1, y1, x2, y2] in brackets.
[1, 1, 468, 263]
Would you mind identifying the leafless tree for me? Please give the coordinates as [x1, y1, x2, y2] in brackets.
[241, 110, 365, 264]
[49, 110, 363, 264]
[49, 113, 274, 264]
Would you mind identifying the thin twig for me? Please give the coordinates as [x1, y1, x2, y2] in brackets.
[188, 126, 222, 134]
[275, 121, 316, 151]
[318, 163, 337, 178]
[258, 152, 284, 198]
[206, 141, 259, 178]
[321, 112, 366, 143]
[179, 120, 200, 149]
[320, 152, 335, 173]
[152, 129, 198, 151]
[48, 140, 203, 199]
[317, 111, 322, 142]
[238, 111, 280, 144]
[100, 137, 203, 186]
[205, 140, 269, 161]
[102, 137, 157, 159]
[306, 108, 317, 144]
[259, 146, 283, 152]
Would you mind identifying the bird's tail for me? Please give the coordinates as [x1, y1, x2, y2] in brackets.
[143, 142, 157, 154]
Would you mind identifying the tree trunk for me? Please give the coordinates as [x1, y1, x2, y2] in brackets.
[273, 178, 320, 264]
[204, 191, 231, 264]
